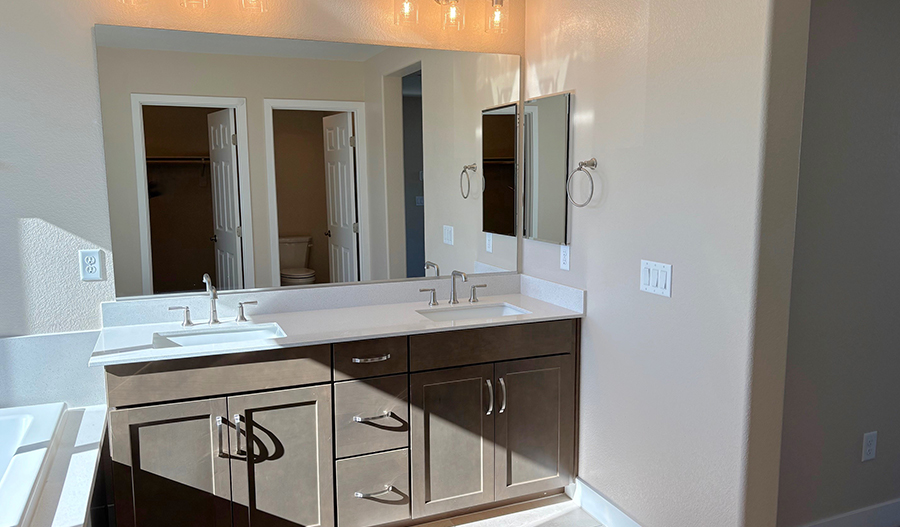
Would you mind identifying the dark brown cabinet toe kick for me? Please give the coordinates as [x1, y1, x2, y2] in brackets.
[105, 319, 579, 527]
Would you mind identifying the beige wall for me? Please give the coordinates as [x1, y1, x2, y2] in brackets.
[522, 0, 808, 526]
[777, 1, 900, 525]
[97, 47, 366, 296]
[0, 0, 524, 337]
[272, 109, 336, 284]
[364, 47, 520, 279]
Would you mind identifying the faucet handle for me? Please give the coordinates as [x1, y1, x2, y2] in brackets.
[419, 288, 439, 307]
[168, 306, 194, 327]
[469, 284, 487, 303]
[236, 301, 258, 323]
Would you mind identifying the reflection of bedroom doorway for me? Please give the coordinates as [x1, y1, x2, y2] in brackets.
[131, 94, 255, 295]
[264, 99, 371, 286]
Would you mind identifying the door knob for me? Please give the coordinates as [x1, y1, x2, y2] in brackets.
[210, 235, 218, 242]
[324, 230, 332, 237]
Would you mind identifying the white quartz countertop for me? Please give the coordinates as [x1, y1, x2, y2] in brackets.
[90, 293, 583, 367]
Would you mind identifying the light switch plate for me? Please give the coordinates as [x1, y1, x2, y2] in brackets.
[79, 249, 104, 281]
[641, 260, 671, 297]
[560, 245, 570, 271]
[443, 225, 454, 246]
[486, 233, 493, 253]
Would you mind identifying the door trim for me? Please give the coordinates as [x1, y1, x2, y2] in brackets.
[131, 93, 255, 295]
[263, 99, 371, 285]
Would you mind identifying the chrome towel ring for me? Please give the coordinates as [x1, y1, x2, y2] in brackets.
[567, 158, 597, 208]
[460, 163, 478, 199]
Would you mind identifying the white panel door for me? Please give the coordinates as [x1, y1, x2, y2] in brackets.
[208, 108, 243, 290]
[322, 113, 359, 283]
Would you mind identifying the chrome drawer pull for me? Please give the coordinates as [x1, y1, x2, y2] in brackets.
[352, 354, 391, 364]
[234, 414, 247, 457]
[353, 410, 392, 423]
[499, 377, 507, 414]
[354, 485, 394, 499]
[485, 379, 494, 416]
[216, 416, 227, 458]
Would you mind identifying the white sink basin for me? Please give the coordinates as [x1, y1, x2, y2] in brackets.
[152, 323, 286, 349]
[417, 303, 531, 322]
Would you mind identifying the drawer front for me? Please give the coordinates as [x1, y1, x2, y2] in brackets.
[336, 449, 410, 527]
[409, 320, 576, 372]
[334, 375, 409, 458]
[105, 345, 332, 408]
[334, 337, 408, 381]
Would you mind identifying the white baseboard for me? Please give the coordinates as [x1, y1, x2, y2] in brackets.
[568, 478, 643, 527]
[799, 496, 900, 527]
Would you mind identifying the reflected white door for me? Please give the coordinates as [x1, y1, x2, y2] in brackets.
[322, 113, 359, 283]
[208, 108, 243, 290]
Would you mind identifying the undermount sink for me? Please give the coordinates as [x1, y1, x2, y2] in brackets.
[152, 323, 286, 349]
[416, 302, 531, 322]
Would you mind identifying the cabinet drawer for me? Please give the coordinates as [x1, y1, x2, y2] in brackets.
[334, 375, 408, 458]
[336, 449, 410, 527]
[409, 320, 576, 372]
[334, 337, 408, 381]
[105, 345, 332, 408]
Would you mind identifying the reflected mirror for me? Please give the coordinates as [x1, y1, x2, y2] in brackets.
[94, 25, 520, 298]
[523, 93, 570, 245]
[482, 104, 518, 239]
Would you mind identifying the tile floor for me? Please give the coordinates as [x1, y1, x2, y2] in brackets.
[416, 494, 603, 527]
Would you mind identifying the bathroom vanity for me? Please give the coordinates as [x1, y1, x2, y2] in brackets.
[92, 282, 582, 527]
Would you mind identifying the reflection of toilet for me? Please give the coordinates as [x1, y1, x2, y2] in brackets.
[280, 236, 316, 286]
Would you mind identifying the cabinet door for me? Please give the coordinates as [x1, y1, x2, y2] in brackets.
[410, 364, 495, 518]
[494, 355, 575, 501]
[108, 398, 231, 527]
[229, 385, 334, 527]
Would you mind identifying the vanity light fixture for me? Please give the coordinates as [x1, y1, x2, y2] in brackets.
[394, 0, 419, 25]
[485, 0, 509, 33]
[117, 0, 148, 5]
[439, 0, 465, 30]
[180, 0, 210, 8]
[241, 0, 267, 12]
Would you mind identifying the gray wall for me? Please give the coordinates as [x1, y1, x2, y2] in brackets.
[777, 1, 900, 525]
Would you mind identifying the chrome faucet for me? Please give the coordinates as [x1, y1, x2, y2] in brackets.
[449, 270, 468, 305]
[202, 273, 220, 325]
[425, 261, 440, 277]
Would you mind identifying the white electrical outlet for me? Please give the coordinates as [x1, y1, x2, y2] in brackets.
[79, 249, 103, 281]
[641, 260, 672, 297]
[560, 245, 570, 271]
[863, 431, 877, 462]
[486, 233, 493, 253]
[443, 225, 454, 246]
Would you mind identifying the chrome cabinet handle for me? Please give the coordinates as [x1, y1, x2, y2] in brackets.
[353, 410, 392, 423]
[216, 416, 227, 458]
[234, 414, 247, 457]
[354, 485, 394, 499]
[352, 354, 391, 364]
[499, 377, 507, 414]
[485, 379, 494, 416]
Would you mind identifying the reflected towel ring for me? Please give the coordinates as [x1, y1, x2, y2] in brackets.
[460, 163, 477, 199]
[567, 158, 597, 208]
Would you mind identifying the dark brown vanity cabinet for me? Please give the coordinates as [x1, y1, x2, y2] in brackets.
[109, 385, 334, 527]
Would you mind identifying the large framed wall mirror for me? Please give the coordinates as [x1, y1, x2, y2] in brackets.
[523, 93, 571, 245]
[94, 25, 521, 298]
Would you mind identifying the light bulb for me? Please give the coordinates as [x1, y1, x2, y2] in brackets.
[485, 0, 508, 33]
[442, 0, 465, 30]
[395, 0, 419, 25]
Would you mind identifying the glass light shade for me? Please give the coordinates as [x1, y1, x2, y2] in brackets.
[442, 0, 465, 30]
[485, 0, 508, 33]
[394, 0, 419, 25]
[241, 0, 267, 12]
[180, 0, 209, 8]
